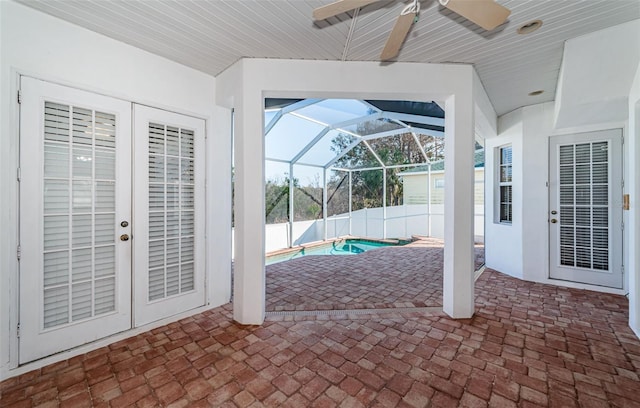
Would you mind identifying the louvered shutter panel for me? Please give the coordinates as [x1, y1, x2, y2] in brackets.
[147, 124, 196, 301]
[558, 141, 609, 271]
[42, 101, 118, 329]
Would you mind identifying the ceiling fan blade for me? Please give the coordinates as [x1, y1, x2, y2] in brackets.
[313, 0, 379, 20]
[442, 0, 511, 31]
[380, 12, 416, 61]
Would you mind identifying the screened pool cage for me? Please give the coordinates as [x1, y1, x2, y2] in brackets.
[264, 98, 484, 251]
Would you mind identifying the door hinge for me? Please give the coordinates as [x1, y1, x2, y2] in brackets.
[16, 245, 21, 260]
[622, 221, 624, 231]
[17, 167, 21, 182]
[16, 323, 20, 338]
[17, 90, 22, 104]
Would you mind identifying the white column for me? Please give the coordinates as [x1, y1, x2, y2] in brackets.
[427, 163, 432, 237]
[233, 94, 265, 325]
[348, 170, 353, 236]
[208, 106, 233, 306]
[382, 169, 387, 239]
[323, 169, 328, 240]
[443, 94, 475, 319]
[289, 163, 294, 247]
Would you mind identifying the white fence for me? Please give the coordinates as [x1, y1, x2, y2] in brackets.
[264, 204, 485, 252]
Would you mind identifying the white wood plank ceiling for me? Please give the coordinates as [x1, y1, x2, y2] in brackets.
[17, 0, 640, 115]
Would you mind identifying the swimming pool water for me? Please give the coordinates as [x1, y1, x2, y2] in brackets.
[266, 239, 401, 265]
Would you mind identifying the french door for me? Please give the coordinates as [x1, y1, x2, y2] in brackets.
[19, 78, 132, 363]
[549, 130, 623, 288]
[133, 105, 205, 326]
[19, 78, 205, 363]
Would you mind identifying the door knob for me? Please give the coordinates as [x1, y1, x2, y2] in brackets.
[550, 219, 558, 224]
[120, 234, 130, 241]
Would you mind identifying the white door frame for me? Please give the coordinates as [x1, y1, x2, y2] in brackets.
[19, 77, 133, 363]
[133, 105, 206, 326]
[549, 129, 623, 288]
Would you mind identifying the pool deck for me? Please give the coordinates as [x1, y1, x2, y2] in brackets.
[4, 241, 640, 407]
[266, 237, 485, 312]
[5, 246, 639, 408]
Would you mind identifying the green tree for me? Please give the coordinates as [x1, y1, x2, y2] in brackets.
[329, 122, 436, 210]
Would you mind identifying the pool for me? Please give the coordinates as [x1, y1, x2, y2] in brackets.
[266, 238, 407, 265]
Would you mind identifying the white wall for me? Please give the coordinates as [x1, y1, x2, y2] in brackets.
[521, 104, 555, 281]
[0, 2, 230, 380]
[628, 61, 640, 336]
[487, 101, 629, 291]
[555, 20, 640, 129]
[485, 109, 524, 278]
[264, 204, 485, 252]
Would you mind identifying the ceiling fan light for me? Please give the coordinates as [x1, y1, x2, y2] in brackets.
[517, 19, 543, 35]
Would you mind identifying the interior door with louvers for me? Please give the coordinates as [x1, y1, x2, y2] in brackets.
[549, 130, 623, 288]
[19, 77, 132, 363]
[133, 105, 205, 326]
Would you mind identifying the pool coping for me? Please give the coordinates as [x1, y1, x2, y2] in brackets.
[265, 235, 414, 259]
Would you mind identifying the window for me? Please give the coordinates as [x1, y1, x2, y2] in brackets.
[498, 145, 512, 223]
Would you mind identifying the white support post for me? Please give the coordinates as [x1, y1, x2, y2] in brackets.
[443, 94, 475, 319]
[323, 168, 328, 241]
[233, 95, 265, 325]
[348, 170, 353, 236]
[288, 163, 294, 247]
[383, 168, 387, 239]
[427, 163, 432, 237]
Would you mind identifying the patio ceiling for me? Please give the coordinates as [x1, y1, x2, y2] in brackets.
[264, 98, 448, 171]
[15, 0, 640, 116]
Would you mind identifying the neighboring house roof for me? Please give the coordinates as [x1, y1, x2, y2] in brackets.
[398, 149, 485, 176]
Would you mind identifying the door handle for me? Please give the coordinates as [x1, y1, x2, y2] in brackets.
[120, 234, 130, 241]
[550, 219, 557, 224]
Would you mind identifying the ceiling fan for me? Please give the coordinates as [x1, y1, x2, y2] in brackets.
[313, 0, 511, 60]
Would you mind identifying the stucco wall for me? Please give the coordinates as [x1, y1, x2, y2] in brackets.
[627, 61, 640, 336]
[487, 101, 629, 292]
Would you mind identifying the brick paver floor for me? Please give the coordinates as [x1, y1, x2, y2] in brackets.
[266, 238, 485, 312]
[3, 267, 640, 406]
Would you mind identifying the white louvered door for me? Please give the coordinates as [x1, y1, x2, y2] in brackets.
[133, 105, 205, 326]
[19, 78, 132, 363]
[549, 130, 623, 288]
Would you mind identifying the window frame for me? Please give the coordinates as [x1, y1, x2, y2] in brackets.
[496, 144, 513, 224]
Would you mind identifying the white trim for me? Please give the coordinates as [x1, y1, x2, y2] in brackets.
[133, 105, 207, 326]
[18, 77, 134, 363]
[6, 69, 22, 371]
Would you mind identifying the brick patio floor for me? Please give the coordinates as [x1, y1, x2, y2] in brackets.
[266, 238, 485, 312]
[3, 263, 640, 406]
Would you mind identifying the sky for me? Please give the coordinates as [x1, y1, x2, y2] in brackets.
[264, 99, 373, 185]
